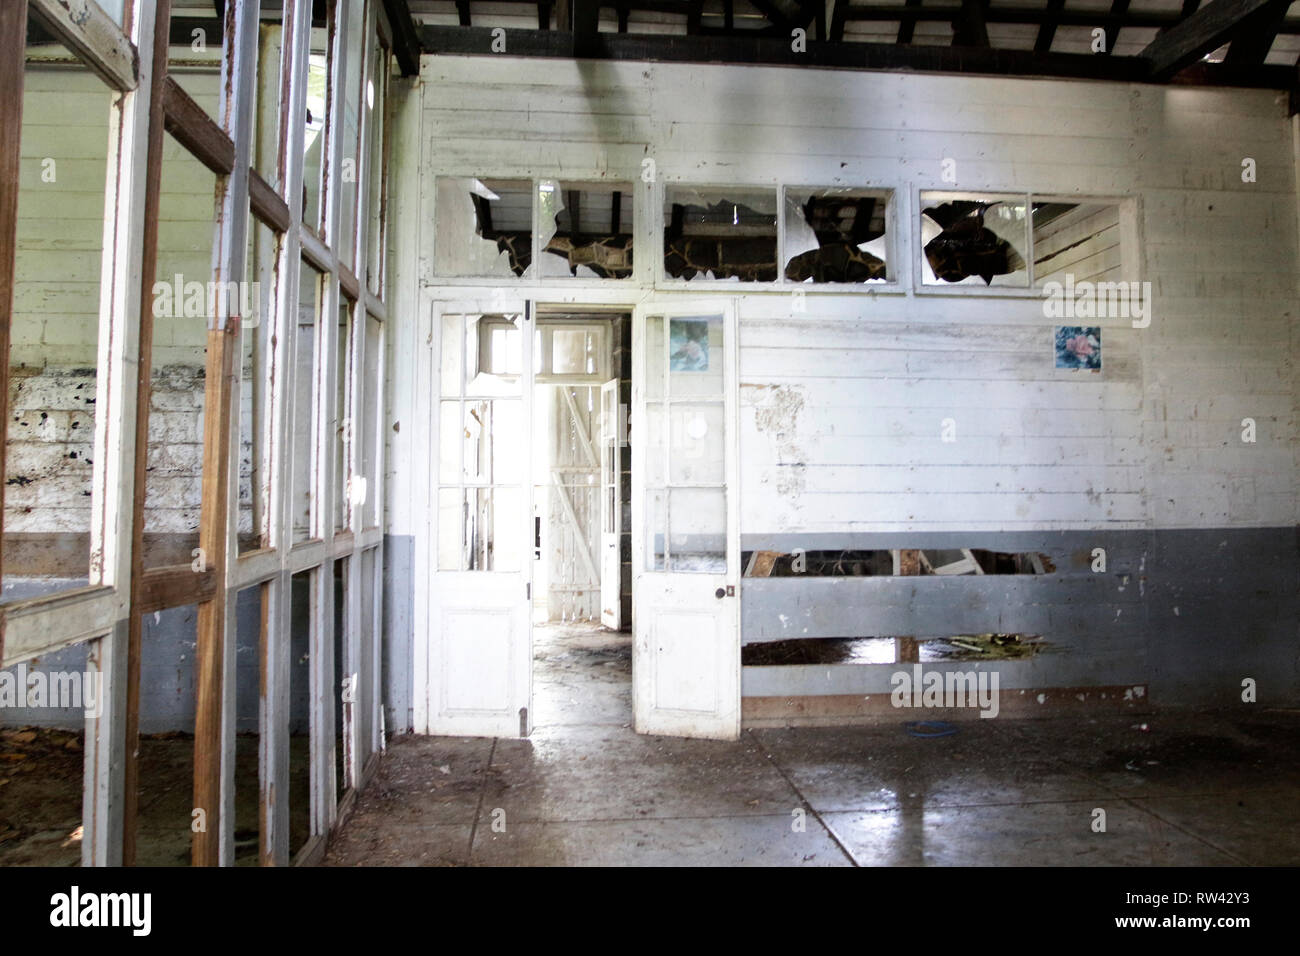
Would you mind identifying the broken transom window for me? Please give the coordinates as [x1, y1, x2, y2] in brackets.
[783, 188, 891, 283]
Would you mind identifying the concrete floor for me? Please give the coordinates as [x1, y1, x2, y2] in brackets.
[322, 625, 1300, 866]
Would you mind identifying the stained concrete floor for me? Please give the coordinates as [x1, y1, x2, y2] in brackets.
[322, 624, 1300, 866]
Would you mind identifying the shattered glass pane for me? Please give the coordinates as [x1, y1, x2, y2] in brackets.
[536, 180, 633, 279]
[435, 177, 534, 278]
[920, 192, 1029, 287]
[784, 188, 890, 283]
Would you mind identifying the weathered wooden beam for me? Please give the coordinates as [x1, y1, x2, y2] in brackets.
[952, 0, 991, 47]
[162, 75, 236, 175]
[898, 0, 923, 44]
[381, 0, 422, 75]
[1034, 0, 1066, 53]
[138, 565, 219, 613]
[250, 167, 292, 232]
[416, 24, 1294, 87]
[1223, 0, 1289, 63]
[1104, 0, 1131, 54]
[573, 0, 601, 56]
[1140, 0, 1278, 79]
[29, 0, 138, 92]
[126, 0, 176, 865]
[192, 321, 237, 867]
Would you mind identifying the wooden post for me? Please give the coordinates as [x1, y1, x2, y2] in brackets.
[124, 0, 173, 869]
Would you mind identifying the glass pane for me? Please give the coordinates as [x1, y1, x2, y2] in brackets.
[643, 402, 666, 487]
[436, 487, 524, 572]
[920, 192, 1029, 287]
[551, 328, 593, 375]
[4, 35, 112, 600]
[291, 263, 322, 542]
[337, 0, 365, 268]
[437, 488, 463, 570]
[663, 186, 777, 281]
[463, 400, 523, 485]
[1032, 201, 1121, 288]
[440, 313, 463, 397]
[669, 403, 724, 485]
[142, 139, 217, 569]
[334, 299, 354, 533]
[667, 314, 723, 397]
[647, 488, 666, 571]
[537, 180, 634, 278]
[467, 315, 523, 395]
[784, 188, 889, 283]
[365, 41, 389, 296]
[239, 212, 279, 554]
[438, 401, 460, 485]
[434, 177, 535, 278]
[668, 487, 726, 573]
[302, 24, 331, 232]
[644, 315, 664, 401]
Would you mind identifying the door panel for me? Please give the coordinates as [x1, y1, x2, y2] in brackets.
[632, 302, 739, 740]
[426, 304, 533, 737]
[600, 378, 621, 629]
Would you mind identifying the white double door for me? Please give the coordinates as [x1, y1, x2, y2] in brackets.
[421, 297, 739, 740]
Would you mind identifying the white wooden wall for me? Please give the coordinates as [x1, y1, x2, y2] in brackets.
[394, 57, 1299, 552]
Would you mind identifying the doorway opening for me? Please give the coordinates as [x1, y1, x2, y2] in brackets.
[530, 310, 632, 730]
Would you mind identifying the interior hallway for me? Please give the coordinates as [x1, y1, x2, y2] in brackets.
[322, 624, 1300, 866]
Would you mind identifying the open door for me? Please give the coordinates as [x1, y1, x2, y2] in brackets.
[599, 378, 622, 630]
[424, 301, 533, 737]
[631, 301, 740, 740]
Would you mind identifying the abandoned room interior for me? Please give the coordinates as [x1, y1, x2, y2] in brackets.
[0, 0, 1296, 870]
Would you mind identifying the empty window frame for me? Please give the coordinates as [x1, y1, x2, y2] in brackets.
[301, 15, 333, 234]
[292, 262, 324, 544]
[1030, 200, 1122, 288]
[253, 8, 287, 190]
[359, 313, 383, 530]
[334, 296, 356, 534]
[140, 138, 219, 570]
[434, 177, 535, 278]
[337, 0, 367, 271]
[783, 187, 891, 284]
[662, 186, 778, 282]
[239, 210, 280, 555]
[536, 180, 634, 279]
[364, 32, 391, 297]
[3, 31, 115, 602]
